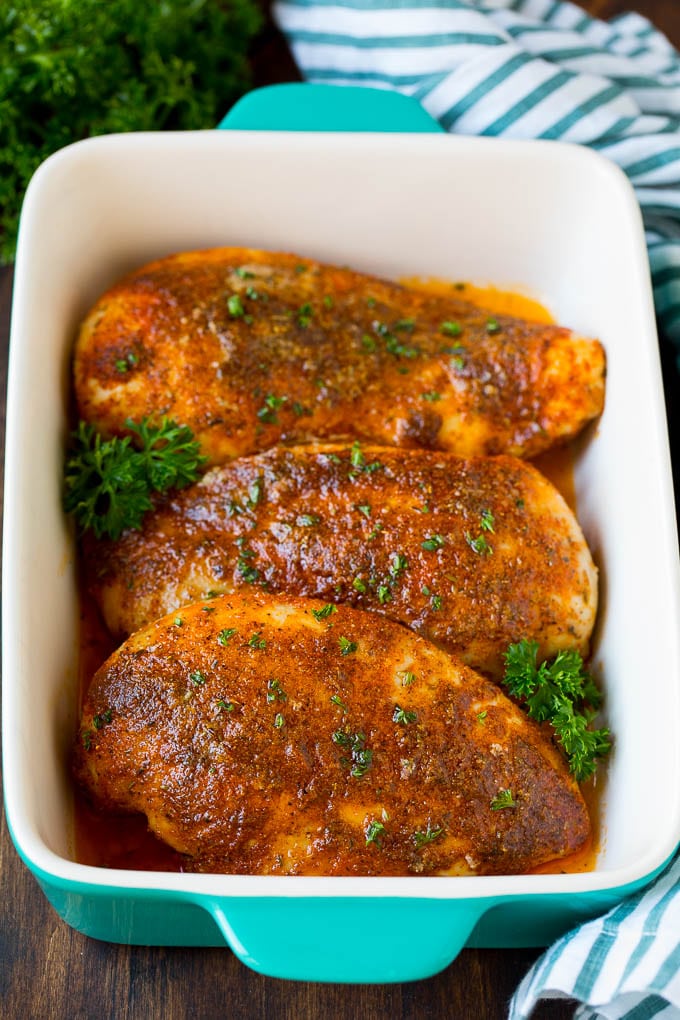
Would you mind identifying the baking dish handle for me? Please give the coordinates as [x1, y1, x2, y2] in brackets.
[217, 82, 444, 134]
[202, 894, 484, 982]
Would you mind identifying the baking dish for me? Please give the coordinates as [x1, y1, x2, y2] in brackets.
[3, 85, 680, 983]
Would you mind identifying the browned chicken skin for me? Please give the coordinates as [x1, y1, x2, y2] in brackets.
[73, 592, 591, 876]
[73, 248, 605, 465]
[84, 443, 597, 680]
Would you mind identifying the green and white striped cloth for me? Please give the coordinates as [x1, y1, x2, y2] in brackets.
[273, 0, 680, 367]
[510, 852, 680, 1019]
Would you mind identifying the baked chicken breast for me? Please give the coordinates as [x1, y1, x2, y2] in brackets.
[73, 591, 591, 876]
[85, 443, 597, 680]
[73, 248, 605, 465]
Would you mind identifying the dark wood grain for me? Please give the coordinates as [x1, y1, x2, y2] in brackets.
[2, 2, 679, 1018]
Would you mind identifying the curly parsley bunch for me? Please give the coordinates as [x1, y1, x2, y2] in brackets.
[0, 0, 262, 262]
[503, 640, 612, 782]
[64, 417, 206, 540]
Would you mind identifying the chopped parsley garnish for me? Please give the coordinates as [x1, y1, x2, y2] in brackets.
[227, 294, 245, 318]
[350, 441, 365, 469]
[237, 560, 259, 584]
[480, 509, 495, 533]
[338, 636, 357, 656]
[216, 698, 235, 713]
[413, 823, 444, 848]
[388, 552, 408, 578]
[93, 709, 112, 730]
[330, 694, 348, 711]
[365, 819, 386, 847]
[352, 577, 367, 593]
[356, 503, 372, 518]
[312, 603, 337, 621]
[486, 317, 501, 334]
[248, 632, 266, 649]
[296, 513, 319, 527]
[421, 391, 441, 402]
[274, 713, 285, 729]
[236, 539, 260, 584]
[348, 441, 382, 476]
[440, 321, 462, 337]
[465, 531, 493, 556]
[397, 670, 416, 687]
[421, 533, 445, 551]
[267, 678, 287, 703]
[394, 318, 415, 332]
[502, 640, 611, 781]
[297, 302, 313, 328]
[114, 351, 138, 374]
[465, 509, 495, 554]
[190, 670, 206, 686]
[393, 705, 417, 725]
[332, 729, 373, 777]
[373, 319, 419, 359]
[256, 393, 287, 425]
[246, 478, 263, 508]
[490, 788, 516, 810]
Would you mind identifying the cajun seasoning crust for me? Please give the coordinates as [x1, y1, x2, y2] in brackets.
[85, 444, 597, 680]
[73, 248, 605, 466]
[73, 592, 591, 877]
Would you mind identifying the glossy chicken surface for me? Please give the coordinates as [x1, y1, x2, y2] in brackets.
[73, 248, 605, 465]
[85, 444, 598, 680]
[73, 592, 591, 876]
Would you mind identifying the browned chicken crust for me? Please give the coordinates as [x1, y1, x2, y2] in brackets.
[73, 592, 591, 876]
[73, 248, 605, 465]
[85, 444, 597, 680]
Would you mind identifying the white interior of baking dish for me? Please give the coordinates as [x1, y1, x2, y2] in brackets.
[4, 131, 680, 900]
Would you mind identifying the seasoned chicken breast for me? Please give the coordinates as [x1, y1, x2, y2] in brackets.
[73, 591, 591, 876]
[73, 248, 605, 465]
[85, 443, 597, 680]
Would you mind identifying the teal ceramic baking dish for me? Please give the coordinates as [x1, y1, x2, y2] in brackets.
[4, 85, 680, 983]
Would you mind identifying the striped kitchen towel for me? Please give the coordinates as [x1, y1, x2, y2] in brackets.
[509, 850, 680, 1019]
[272, 0, 680, 367]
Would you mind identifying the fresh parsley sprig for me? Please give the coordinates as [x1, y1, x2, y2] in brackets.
[63, 417, 205, 540]
[0, 0, 262, 263]
[502, 639, 611, 782]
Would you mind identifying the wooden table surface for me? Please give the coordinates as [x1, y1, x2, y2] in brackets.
[2, 3, 679, 1018]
